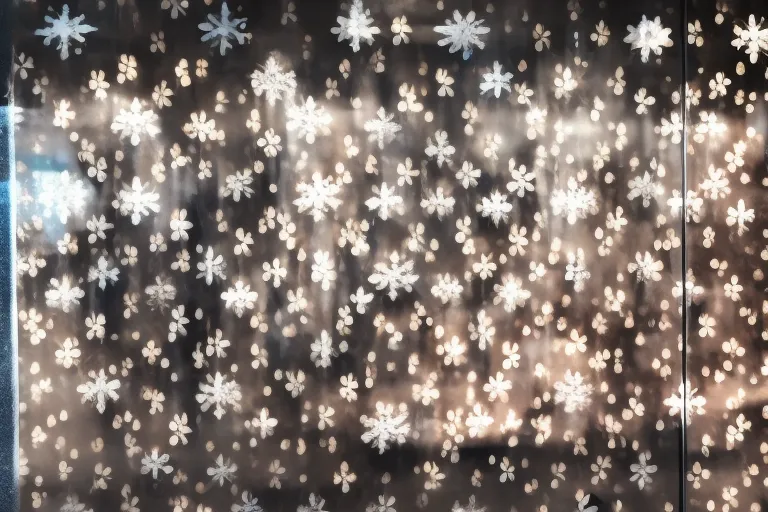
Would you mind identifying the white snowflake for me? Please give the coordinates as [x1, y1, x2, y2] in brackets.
[434, 10, 490, 59]
[425, 130, 455, 168]
[113, 177, 161, 225]
[550, 177, 598, 224]
[628, 251, 663, 282]
[298, 494, 328, 512]
[506, 161, 535, 197]
[222, 169, 254, 202]
[479, 61, 513, 98]
[629, 452, 658, 490]
[565, 249, 591, 292]
[627, 171, 662, 207]
[331, 0, 381, 53]
[250, 409, 278, 439]
[553, 370, 594, 413]
[452, 496, 486, 512]
[365, 183, 404, 220]
[145, 276, 177, 311]
[232, 491, 264, 512]
[45, 276, 85, 312]
[732, 15, 768, 64]
[110, 98, 160, 146]
[350, 287, 374, 314]
[140, 449, 173, 480]
[221, 281, 258, 317]
[360, 402, 410, 454]
[196, 246, 227, 285]
[663, 383, 706, 424]
[430, 273, 463, 305]
[421, 188, 455, 219]
[35, 170, 88, 224]
[250, 56, 297, 106]
[310, 330, 337, 368]
[364, 107, 401, 149]
[576, 495, 598, 512]
[207, 454, 238, 486]
[726, 199, 755, 235]
[161, 0, 188, 19]
[294, 172, 342, 221]
[59, 495, 90, 512]
[624, 15, 672, 63]
[493, 274, 530, 312]
[477, 190, 513, 226]
[311, 251, 337, 291]
[35, 5, 97, 60]
[87, 256, 120, 290]
[286, 97, 332, 144]
[199, 2, 248, 56]
[196, 372, 242, 419]
[451, 163, 478, 191]
[76, 369, 121, 414]
[368, 252, 418, 300]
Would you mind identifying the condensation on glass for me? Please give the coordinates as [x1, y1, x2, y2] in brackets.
[10, 0, 766, 511]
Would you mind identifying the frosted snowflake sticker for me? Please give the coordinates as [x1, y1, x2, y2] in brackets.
[364, 107, 402, 149]
[199, 2, 249, 56]
[110, 98, 161, 146]
[624, 15, 672, 63]
[76, 369, 121, 414]
[331, 0, 381, 52]
[480, 61, 513, 98]
[434, 10, 490, 60]
[112, 177, 161, 225]
[35, 5, 97, 60]
[731, 15, 768, 64]
[286, 97, 333, 144]
[360, 402, 410, 454]
[553, 370, 594, 413]
[251, 56, 297, 106]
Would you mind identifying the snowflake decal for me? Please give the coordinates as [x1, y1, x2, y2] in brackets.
[76, 369, 121, 414]
[360, 402, 411, 454]
[110, 98, 160, 146]
[286, 96, 333, 144]
[480, 61, 513, 98]
[331, 0, 381, 52]
[364, 107, 402, 149]
[13, 1, 768, 510]
[199, 2, 249, 56]
[434, 10, 490, 59]
[250, 56, 297, 105]
[624, 15, 673, 63]
[34, 5, 97, 60]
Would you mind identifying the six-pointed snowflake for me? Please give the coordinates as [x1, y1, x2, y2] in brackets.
[480, 61, 513, 98]
[76, 369, 121, 414]
[35, 5, 97, 60]
[360, 402, 411, 454]
[434, 10, 490, 59]
[199, 2, 249, 55]
[364, 107, 402, 149]
[331, 0, 381, 52]
[286, 96, 333, 144]
[110, 98, 161, 146]
[624, 15, 673, 63]
[251, 56, 298, 106]
[113, 177, 161, 225]
[553, 370, 594, 413]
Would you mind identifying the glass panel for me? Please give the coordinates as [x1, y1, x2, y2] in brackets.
[1, 2, 18, 507]
[684, 1, 767, 512]
[13, 1, 687, 511]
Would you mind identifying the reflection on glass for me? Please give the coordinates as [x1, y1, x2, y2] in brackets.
[9, 1, 765, 512]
